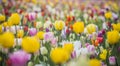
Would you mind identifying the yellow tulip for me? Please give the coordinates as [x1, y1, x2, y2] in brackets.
[112, 23, 120, 32]
[36, 31, 45, 40]
[89, 59, 101, 66]
[105, 12, 112, 19]
[63, 43, 74, 53]
[22, 37, 40, 53]
[73, 21, 84, 34]
[107, 30, 120, 44]
[50, 47, 70, 64]
[17, 30, 24, 38]
[0, 32, 14, 48]
[54, 20, 65, 30]
[86, 24, 96, 34]
[8, 13, 20, 25]
[0, 15, 5, 22]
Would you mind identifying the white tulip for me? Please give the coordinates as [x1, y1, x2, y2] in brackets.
[40, 47, 48, 55]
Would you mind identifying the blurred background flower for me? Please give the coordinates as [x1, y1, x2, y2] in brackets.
[9, 50, 31, 66]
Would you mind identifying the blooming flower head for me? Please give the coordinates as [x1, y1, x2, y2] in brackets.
[21, 37, 40, 53]
[105, 11, 112, 19]
[0, 32, 14, 48]
[112, 23, 120, 32]
[0, 15, 5, 22]
[107, 30, 120, 44]
[40, 47, 48, 55]
[86, 24, 97, 34]
[36, 22, 42, 29]
[54, 20, 65, 30]
[28, 12, 36, 21]
[9, 50, 31, 66]
[109, 56, 116, 65]
[8, 13, 20, 25]
[29, 28, 37, 36]
[44, 32, 54, 41]
[50, 47, 70, 64]
[100, 49, 107, 60]
[51, 38, 57, 46]
[73, 21, 84, 34]
[17, 30, 24, 38]
[87, 45, 95, 55]
[89, 59, 101, 66]
[36, 31, 45, 40]
[63, 43, 74, 54]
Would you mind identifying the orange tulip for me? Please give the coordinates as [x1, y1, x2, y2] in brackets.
[94, 40, 99, 46]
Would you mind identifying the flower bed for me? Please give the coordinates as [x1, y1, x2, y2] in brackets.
[0, 0, 120, 66]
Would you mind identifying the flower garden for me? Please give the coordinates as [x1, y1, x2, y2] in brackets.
[0, 0, 120, 66]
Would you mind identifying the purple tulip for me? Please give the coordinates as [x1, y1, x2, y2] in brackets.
[102, 62, 107, 66]
[29, 28, 37, 36]
[9, 50, 31, 66]
[100, 9, 105, 15]
[28, 12, 36, 21]
[112, 13, 118, 21]
[46, 28, 49, 32]
[109, 56, 116, 65]
[44, 32, 54, 41]
[85, 43, 90, 47]
[87, 34, 92, 40]
[87, 45, 95, 54]
[98, 31, 103, 37]
[51, 38, 57, 46]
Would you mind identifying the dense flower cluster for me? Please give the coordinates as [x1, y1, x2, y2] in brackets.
[0, 0, 120, 66]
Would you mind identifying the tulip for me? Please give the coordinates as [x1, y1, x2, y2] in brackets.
[109, 56, 116, 65]
[9, 50, 31, 66]
[51, 38, 57, 46]
[24, 26, 28, 32]
[44, 32, 54, 41]
[28, 12, 36, 21]
[29, 28, 37, 36]
[87, 45, 95, 55]
[40, 47, 48, 55]
[98, 31, 103, 37]
[97, 37, 103, 43]
[45, 28, 49, 32]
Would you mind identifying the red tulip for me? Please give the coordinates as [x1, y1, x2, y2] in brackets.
[97, 37, 103, 43]
[67, 16, 72, 22]
[24, 26, 28, 32]
[66, 28, 70, 34]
